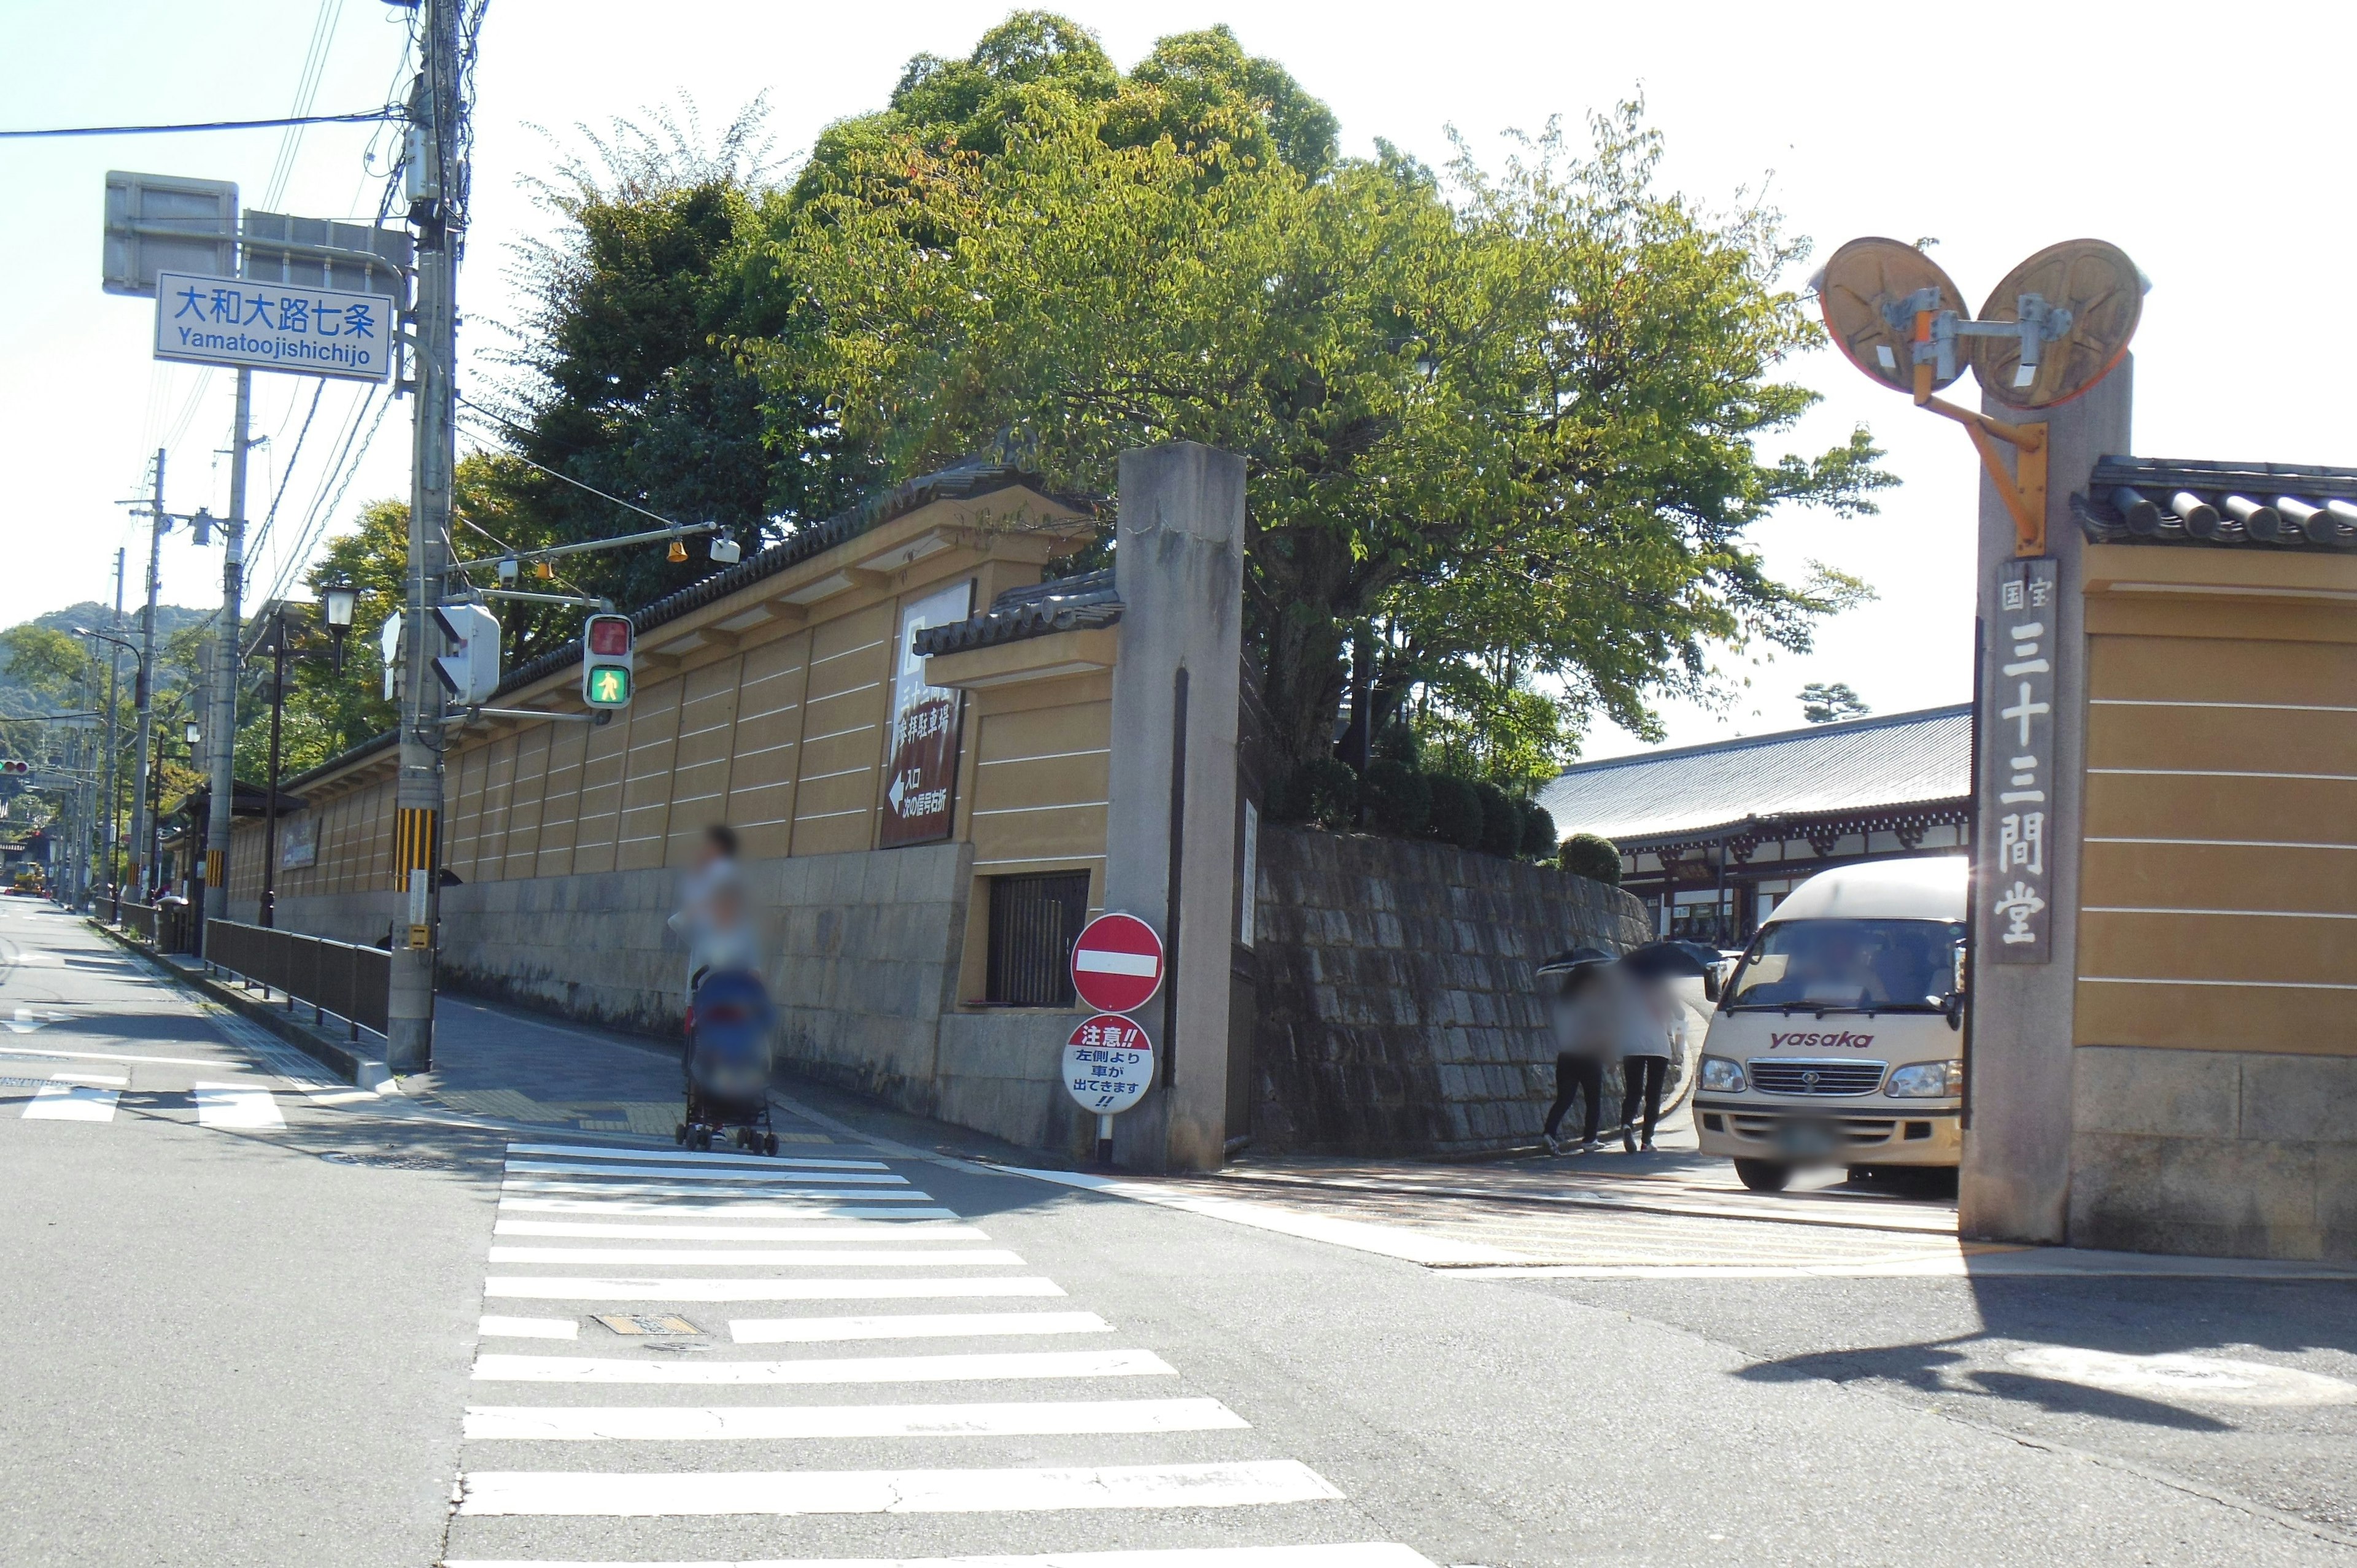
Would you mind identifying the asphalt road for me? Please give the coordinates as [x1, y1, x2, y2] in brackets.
[5, 902, 2354, 1566]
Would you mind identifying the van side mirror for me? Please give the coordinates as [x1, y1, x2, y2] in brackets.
[1703, 965, 1722, 1004]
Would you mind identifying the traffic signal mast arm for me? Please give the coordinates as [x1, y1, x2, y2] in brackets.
[447, 519, 722, 576]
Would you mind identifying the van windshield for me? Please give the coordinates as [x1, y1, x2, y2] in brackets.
[1723, 918, 1965, 1013]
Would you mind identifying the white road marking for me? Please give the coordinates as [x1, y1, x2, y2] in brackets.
[1000, 1167, 1528, 1267]
[497, 1198, 950, 1219]
[2007, 1345, 2357, 1406]
[2, 1046, 233, 1068]
[730, 1311, 1114, 1344]
[495, 1219, 993, 1243]
[505, 1160, 909, 1186]
[454, 1459, 1339, 1516]
[483, 1276, 1066, 1303]
[442, 1545, 1438, 1568]
[48, 1070, 127, 1086]
[463, 1396, 1247, 1441]
[501, 1179, 916, 1201]
[21, 1084, 119, 1121]
[478, 1315, 580, 1340]
[306, 1089, 383, 1105]
[471, 1348, 1172, 1385]
[193, 1081, 283, 1129]
[507, 1140, 884, 1171]
[6, 1006, 71, 1033]
[486, 1247, 1024, 1267]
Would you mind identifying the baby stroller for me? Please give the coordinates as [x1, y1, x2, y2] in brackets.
[676, 967, 781, 1154]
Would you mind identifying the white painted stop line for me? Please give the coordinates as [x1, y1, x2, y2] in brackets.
[471, 1348, 1172, 1385]
[484, 1246, 1024, 1267]
[729, 1310, 1113, 1343]
[442, 1544, 1439, 1567]
[194, 1081, 282, 1129]
[454, 1459, 1340, 1516]
[463, 1396, 1247, 1441]
[21, 1083, 118, 1121]
[482, 1275, 1059, 1303]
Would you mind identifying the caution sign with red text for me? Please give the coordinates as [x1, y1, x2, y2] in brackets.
[1063, 1013, 1155, 1113]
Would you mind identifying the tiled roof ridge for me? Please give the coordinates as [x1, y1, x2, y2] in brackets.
[912, 566, 1123, 658]
[1553, 702, 1973, 778]
[281, 459, 1084, 795]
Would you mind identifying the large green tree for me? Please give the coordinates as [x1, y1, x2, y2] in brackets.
[773, 77, 1889, 776]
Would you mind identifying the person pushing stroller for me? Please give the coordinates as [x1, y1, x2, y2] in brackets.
[668, 825, 781, 1154]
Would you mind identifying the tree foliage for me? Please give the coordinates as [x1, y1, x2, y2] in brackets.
[1798, 680, 1870, 724]
[289, 13, 1891, 800]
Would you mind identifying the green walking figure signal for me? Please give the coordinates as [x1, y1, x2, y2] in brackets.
[582, 613, 635, 709]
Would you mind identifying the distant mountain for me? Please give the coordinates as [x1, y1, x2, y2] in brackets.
[25, 601, 215, 643]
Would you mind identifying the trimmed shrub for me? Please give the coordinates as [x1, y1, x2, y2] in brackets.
[1473, 780, 1519, 857]
[1517, 800, 1558, 860]
[1560, 831, 1623, 886]
[1372, 720, 1422, 768]
[1426, 774, 1485, 851]
[1363, 759, 1432, 836]
[1292, 756, 1360, 830]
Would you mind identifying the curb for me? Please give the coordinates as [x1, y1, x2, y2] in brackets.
[85, 917, 395, 1091]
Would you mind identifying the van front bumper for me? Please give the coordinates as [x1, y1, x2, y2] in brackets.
[1692, 1099, 1961, 1167]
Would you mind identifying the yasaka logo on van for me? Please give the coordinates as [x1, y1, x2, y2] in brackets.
[1768, 1031, 1876, 1049]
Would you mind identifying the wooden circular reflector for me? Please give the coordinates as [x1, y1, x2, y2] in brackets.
[1816, 236, 1970, 394]
[1972, 238, 2144, 409]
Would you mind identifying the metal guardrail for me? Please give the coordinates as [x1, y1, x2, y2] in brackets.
[115, 901, 198, 952]
[202, 919, 390, 1041]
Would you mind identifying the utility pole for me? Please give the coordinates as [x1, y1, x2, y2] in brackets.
[126, 448, 164, 904]
[389, 0, 463, 1073]
[103, 549, 123, 917]
[203, 369, 250, 943]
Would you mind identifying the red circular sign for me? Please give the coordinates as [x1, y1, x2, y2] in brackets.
[1070, 912, 1165, 1013]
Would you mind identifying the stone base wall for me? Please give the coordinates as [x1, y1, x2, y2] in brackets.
[1248, 825, 1650, 1156]
[2070, 1045, 2357, 1261]
[269, 844, 1069, 1153]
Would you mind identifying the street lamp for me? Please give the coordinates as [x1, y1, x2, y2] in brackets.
[184, 720, 201, 749]
[320, 578, 357, 674]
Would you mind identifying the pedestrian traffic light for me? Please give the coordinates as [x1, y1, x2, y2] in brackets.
[431, 603, 503, 705]
[581, 613, 634, 709]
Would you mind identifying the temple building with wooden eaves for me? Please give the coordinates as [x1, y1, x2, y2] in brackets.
[1538, 704, 1972, 947]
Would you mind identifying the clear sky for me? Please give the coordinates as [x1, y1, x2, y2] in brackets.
[6, 2, 2351, 759]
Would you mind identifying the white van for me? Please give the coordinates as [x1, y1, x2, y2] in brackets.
[1692, 856, 1967, 1192]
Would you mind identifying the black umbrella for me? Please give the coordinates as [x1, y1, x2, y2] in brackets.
[1618, 939, 1719, 982]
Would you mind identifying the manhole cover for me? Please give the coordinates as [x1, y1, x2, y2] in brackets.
[594, 1313, 702, 1337]
[317, 1150, 471, 1172]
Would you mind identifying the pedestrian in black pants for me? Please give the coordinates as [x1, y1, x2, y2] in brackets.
[1543, 1051, 1604, 1153]
[1536, 946, 1623, 1155]
[1620, 1052, 1669, 1153]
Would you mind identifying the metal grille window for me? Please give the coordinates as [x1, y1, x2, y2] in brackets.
[986, 871, 1090, 1007]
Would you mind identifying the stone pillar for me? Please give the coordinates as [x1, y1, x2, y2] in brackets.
[1958, 359, 2132, 1243]
[1104, 442, 1245, 1173]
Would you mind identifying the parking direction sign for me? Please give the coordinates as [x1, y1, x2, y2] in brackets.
[1070, 913, 1164, 1014]
[1062, 1014, 1155, 1114]
[153, 269, 393, 382]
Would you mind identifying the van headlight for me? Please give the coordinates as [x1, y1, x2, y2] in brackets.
[1887, 1059, 1963, 1098]
[1700, 1055, 1747, 1093]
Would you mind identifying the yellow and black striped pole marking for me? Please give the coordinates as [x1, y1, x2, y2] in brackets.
[204, 849, 223, 887]
[393, 806, 438, 949]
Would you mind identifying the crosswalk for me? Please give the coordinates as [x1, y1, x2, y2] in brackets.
[443, 1138, 1438, 1568]
[6, 1068, 304, 1127]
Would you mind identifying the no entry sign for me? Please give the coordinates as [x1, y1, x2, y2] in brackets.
[1070, 913, 1164, 1013]
[1064, 1014, 1155, 1113]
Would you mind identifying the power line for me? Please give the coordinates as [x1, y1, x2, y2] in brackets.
[454, 397, 688, 529]
[0, 109, 398, 141]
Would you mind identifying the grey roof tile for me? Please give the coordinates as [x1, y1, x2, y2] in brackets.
[1538, 703, 1971, 844]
